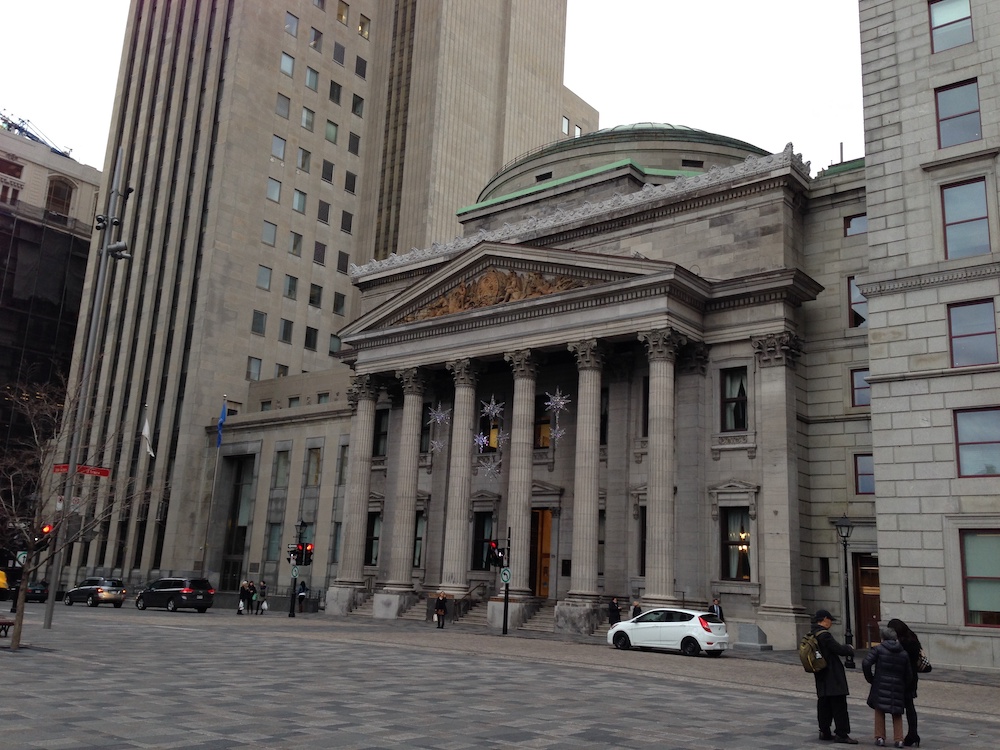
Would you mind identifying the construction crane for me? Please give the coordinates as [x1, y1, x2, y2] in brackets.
[0, 111, 71, 157]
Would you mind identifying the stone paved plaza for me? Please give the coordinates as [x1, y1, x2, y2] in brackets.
[3, 604, 999, 749]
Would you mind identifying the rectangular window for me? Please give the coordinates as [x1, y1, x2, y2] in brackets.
[329, 80, 342, 104]
[641, 375, 649, 438]
[956, 407, 1000, 476]
[256, 265, 272, 290]
[329, 334, 342, 355]
[322, 159, 335, 183]
[266, 523, 282, 562]
[266, 178, 281, 202]
[561, 115, 569, 135]
[292, 189, 306, 213]
[364, 511, 381, 566]
[471, 511, 494, 571]
[599, 387, 609, 446]
[855, 453, 875, 494]
[345, 171, 357, 194]
[246, 356, 262, 381]
[285, 12, 299, 36]
[355, 56, 367, 79]
[961, 530, 1000, 626]
[337, 250, 350, 273]
[359, 14, 370, 38]
[575, 125, 582, 138]
[313, 241, 327, 265]
[336, 444, 349, 484]
[348, 132, 360, 155]
[849, 276, 868, 328]
[721, 507, 751, 581]
[276, 93, 290, 118]
[251, 310, 267, 335]
[419, 403, 432, 453]
[326, 120, 339, 144]
[721, 367, 748, 432]
[301, 107, 315, 131]
[352, 94, 364, 117]
[845, 214, 868, 236]
[340, 211, 353, 233]
[851, 368, 871, 407]
[305, 327, 318, 351]
[309, 283, 322, 308]
[937, 80, 982, 148]
[261, 220, 277, 246]
[309, 27, 323, 52]
[373, 409, 390, 456]
[314, 0, 326, 9]
[317, 392, 330, 404]
[271, 134, 286, 160]
[289, 231, 303, 256]
[337, 0, 349, 24]
[412, 511, 426, 567]
[280, 52, 294, 77]
[943, 178, 990, 259]
[318, 200, 330, 224]
[275, 364, 289, 378]
[950, 300, 998, 367]
[273, 450, 290, 489]
[333, 42, 346, 65]
[284, 275, 298, 299]
[279, 318, 294, 344]
[297, 147, 311, 172]
[930, 0, 973, 53]
[261, 400, 272, 411]
[597, 509, 606, 576]
[333, 292, 346, 315]
[306, 447, 322, 486]
[534, 394, 551, 449]
[305, 67, 319, 91]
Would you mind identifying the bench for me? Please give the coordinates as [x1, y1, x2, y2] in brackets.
[0, 618, 14, 637]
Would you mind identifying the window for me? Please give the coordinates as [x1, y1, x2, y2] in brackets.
[305, 326, 318, 351]
[937, 80, 981, 148]
[851, 368, 871, 407]
[471, 511, 494, 571]
[261, 400, 272, 411]
[849, 276, 868, 328]
[276, 93, 290, 118]
[720, 507, 751, 581]
[359, 13, 371, 38]
[266, 178, 281, 202]
[956, 407, 1000, 476]
[292, 189, 306, 213]
[337, 1, 349, 24]
[309, 283, 322, 307]
[326, 120, 339, 144]
[561, 116, 569, 135]
[284, 275, 298, 299]
[721, 367, 748, 432]
[297, 147, 311, 172]
[333, 292, 346, 315]
[943, 178, 990, 258]
[285, 12, 298, 36]
[329, 334, 342, 355]
[280, 52, 294, 77]
[348, 132, 360, 155]
[575, 125, 582, 138]
[373, 409, 389, 456]
[273, 450, 290, 489]
[344, 171, 357, 194]
[950, 300, 998, 367]
[961, 530, 1000, 626]
[266, 523, 282, 562]
[301, 107, 315, 131]
[600, 387, 609, 445]
[930, 0, 973, 53]
[309, 27, 323, 52]
[289, 231, 303, 256]
[313, 241, 327, 265]
[251, 310, 267, 335]
[314, 0, 326, 9]
[845, 214, 868, 236]
[597, 509, 606, 575]
[533, 394, 550, 449]
[364, 511, 381, 566]
[641, 375, 649, 438]
[306, 447, 322, 485]
[337, 251, 350, 273]
[271, 134, 286, 160]
[256, 265, 272, 290]
[355, 57, 367, 79]
[318, 200, 330, 224]
[246, 356, 262, 381]
[412, 511, 426, 567]
[261, 220, 277, 246]
[340, 211, 353, 233]
[333, 42, 346, 65]
[352, 94, 364, 117]
[318, 392, 331, 404]
[279, 319, 294, 344]
[305, 67, 318, 91]
[855, 453, 875, 494]
[275, 364, 289, 378]
[329, 80, 342, 104]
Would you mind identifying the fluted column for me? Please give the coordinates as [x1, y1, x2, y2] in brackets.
[639, 329, 686, 605]
[384, 368, 425, 591]
[335, 375, 379, 587]
[439, 359, 478, 594]
[504, 349, 536, 596]
[567, 340, 603, 600]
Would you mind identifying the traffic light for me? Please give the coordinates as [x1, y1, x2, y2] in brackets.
[35, 522, 54, 551]
[288, 542, 304, 564]
[302, 542, 314, 566]
[496, 547, 507, 567]
[487, 540, 504, 567]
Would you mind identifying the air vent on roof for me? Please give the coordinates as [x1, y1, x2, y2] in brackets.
[681, 159, 704, 168]
[535, 171, 553, 182]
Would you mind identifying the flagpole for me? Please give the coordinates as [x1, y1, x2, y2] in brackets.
[200, 395, 226, 576]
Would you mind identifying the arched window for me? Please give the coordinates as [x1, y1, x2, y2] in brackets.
[46, 177, 74, 217]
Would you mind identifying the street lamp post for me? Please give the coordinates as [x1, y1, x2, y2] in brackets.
[834, 515, 856, 669]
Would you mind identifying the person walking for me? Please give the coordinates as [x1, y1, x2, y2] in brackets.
[297, 581, 308, 613]
[237, 580, 248, 615]
[255, 580, 267, 614]
[887, 618, 922, 747]
[608, 597, 621, 626]
[812, 609, 859, 744]
[709, 597, 724, 620]
[863, 625, 912, 748]
[434, 592, 447, 629]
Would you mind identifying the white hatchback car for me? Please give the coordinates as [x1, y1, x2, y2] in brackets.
[607, 607, 729, 657]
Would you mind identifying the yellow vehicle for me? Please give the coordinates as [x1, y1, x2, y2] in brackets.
[0, 569, 9, 600]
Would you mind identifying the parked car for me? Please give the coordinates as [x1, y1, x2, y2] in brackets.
[607, 607, 729, 657]
[135, 577, 215, 613]
[21, 580, 50, 602]
[63, 577, 127, 607]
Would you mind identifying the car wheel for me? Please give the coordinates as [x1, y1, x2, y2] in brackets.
[197, 607, 207, 613]
[136, 597, 147, 610]
[63, 594, 73, 606]
[166, 598, 177, 612]
[113, 602, 123, 608]
[86, 595, 98, 607]
[612, 632, 632, 650]
[706, 650, 723, 658]
[680, 637, 700, 657]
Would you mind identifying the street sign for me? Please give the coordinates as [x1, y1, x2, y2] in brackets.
[53, 464, 111, 477]
[500, 567, 511, 583]
[287, 543, 298, 551]
[15, 551, 26, 566]
[291, 565, 299, 579]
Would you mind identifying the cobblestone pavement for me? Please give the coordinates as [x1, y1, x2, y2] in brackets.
[3, 604, 998, 749]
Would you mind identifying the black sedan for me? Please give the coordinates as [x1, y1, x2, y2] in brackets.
[22, 581, 50, 602]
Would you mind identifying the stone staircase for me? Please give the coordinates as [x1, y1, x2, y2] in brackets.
[348, 593, 430, 621]
[518, 600, 556, 633]
[454, 600, 488, 627]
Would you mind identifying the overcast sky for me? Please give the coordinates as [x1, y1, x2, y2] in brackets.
[1, 0, 862, 175]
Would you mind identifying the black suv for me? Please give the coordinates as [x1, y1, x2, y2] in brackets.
[63, 577, 127, 607]
[135, 577, 215, 612]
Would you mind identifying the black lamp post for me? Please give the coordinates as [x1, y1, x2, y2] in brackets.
[289, 520, 302, 618]
[834, 515, 856, 668]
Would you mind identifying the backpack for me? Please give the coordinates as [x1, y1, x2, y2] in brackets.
[799, 631, 828, 673]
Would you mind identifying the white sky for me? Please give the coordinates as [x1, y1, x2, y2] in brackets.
[1, 0, 863, 175]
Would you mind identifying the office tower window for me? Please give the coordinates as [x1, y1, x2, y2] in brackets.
[849, 276, 868, 328]
[329, 334, 342, 355]
[301, 107, 315, 131]
[285, 12, 298, 36]
[333, 42, 346, 65]
[314, 0, 325, 9]
[329, 80, 342, 104]
[251, 310, 267, 335]
[338, 251, 350, 273]
[561, 116, 569, 135]
[276, 93, 290, 118]
[338, 1, 349, 24]
[845, 214, 868, 236]
[256, 265, 272, 290]
[280, 53, 294, 77]
[273, 451, 290, 488]
[345, 171, 357, 194]
[322, 160, 335, 183]
[314, 242, 326, 265]
[943, 178, 990, 258]
[355, 56, 367, 79]
[341, 211, 353, 234]
[721, 367, 748, 432]
[265, 523, 281, 561]
[305, 326, 318, 351]
[949, 300, 998, 367]
[246, 357, 262, 381]
[960, 529, 1000, 626]
[309, 283, 322, 308]
[271, 134, 286, 160]
[851, 369, 871, 407]
[348, 132, 360, 155]
[352, 94, 364, 117]
[297, 148, 311, 172]
[292, 189, 306, 213]
[275, 364, 289, 378]
[266, 178, 281, 203]
[289, 231, 303, 256]
[284, 275, 298, 299]
[575, 125, 582, 138]
[326, 120, 338, 144]
[930, 0, 973, 53]
[359, 14, 370, 39]
[318, 200, 330, 224]
[261, 220, 277, 246]
[333, 292, 346, 315]
[937, 80, 981, 148]
[309, 27, 323, 52]
[279, 319, 294, 344]
[305, 67, 318, 91]
[855, 453, 875, 494]
[956, 408, 1000, 476]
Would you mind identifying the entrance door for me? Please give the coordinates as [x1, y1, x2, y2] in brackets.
[854, 553, 881, 647]
[529, 510, 552, 597]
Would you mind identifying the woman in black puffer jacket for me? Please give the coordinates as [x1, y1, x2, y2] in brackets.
[863, 626, 913, 748]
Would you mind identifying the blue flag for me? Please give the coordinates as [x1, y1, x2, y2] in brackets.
[217, 396, 227, 447]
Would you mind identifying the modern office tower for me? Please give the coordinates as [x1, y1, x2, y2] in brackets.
[62, 1, 595, 583]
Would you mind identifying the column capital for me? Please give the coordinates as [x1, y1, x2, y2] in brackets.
[446, 358, 478, 388]
[504, 349, 537, 380]
[395, 367, 426, 395]
[348, 374, 379, 412]
[751, 332, 804, 369]
[678, 341, 710, 375]
[638, 329, 687, 362]
[568, 339, 604, 371]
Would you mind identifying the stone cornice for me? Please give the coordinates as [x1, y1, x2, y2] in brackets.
[856, 261, 1000, 297]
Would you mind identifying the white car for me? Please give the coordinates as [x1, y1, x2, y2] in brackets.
[607, 607, 729, 657]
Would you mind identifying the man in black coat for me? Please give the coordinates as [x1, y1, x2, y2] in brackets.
[812, 609, 859, 744]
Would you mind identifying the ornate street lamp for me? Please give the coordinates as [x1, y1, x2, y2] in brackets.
[834, 515, 856, 668]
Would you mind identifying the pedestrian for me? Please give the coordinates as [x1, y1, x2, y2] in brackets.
[631, 600, 642, 619]
[608, 596, 621, 626]
[709, 597, 724, 620]
[811, 608, 859, 744]
[886, 618, 922, 747]
[255, 580, 267, 614]
[247, 579, 257, 612]
[863, 625, 912, 748]
[237, 580, 248, 615]
[297, 581, 308, 613]
[434, 592, 447, 629]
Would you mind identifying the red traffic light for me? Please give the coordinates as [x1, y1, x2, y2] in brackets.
[41, 523, 54, 534]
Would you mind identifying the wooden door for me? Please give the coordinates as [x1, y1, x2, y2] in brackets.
[530, 509, 552, 597]
[854, 553, 881, 647]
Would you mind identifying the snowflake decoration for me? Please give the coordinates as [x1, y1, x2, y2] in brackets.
[429, 438, 446, 455]
[427, 403, 451, 427]
[544, 388, 571, 415]
[550, 426, 566, 445]
[474, 432, 490, 453]
[480, 395, 505, 421]
[495, 429, 510, 450]
[479, 455, 503, 481]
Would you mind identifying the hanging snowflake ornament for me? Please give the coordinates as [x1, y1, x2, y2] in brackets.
[550, 426, 566, 445]
[479, 455, 503, 481]
[480, 395, 505, 421]
[429, 438, 446, 455]
[544, 388, 571, 415]
[495, 429, 510, 450]
[474, 432, 490, 453]
[427, 403, 452, 427]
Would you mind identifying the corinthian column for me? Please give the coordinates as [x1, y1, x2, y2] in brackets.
[440, 359, 477, 594]
[639, 329, 686, 605]
[384, 368, 425, 591]
[567, 339, 603, 601]
[503, 349, 536, 596]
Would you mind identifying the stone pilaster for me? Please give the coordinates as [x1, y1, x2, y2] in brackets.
[439, 359, 478, 595]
